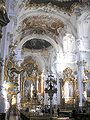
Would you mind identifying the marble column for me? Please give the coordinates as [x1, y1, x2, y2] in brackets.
[0, 0, 9, 82]
[1, 59, 4, 83]
[77, 59, 85, 108]
[76, 11, 90, 108]
[0, 0, 9, 113]
[76, 38, 86, 108]
[16, 50, 23, 109]
[17, 72, 21, 110]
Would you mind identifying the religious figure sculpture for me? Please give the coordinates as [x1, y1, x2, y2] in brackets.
[62, 67, 76, 105]
[0, 0, 9, 38]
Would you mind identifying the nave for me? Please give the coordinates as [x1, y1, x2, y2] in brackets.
[0, 0, 90, 120]
[8, 115, 18, 120]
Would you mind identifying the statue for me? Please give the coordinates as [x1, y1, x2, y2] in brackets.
[0, 0, 9, 26]
[0, 0, 9, 38]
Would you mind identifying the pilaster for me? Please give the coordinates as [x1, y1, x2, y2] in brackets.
[76, 38, 86, 108]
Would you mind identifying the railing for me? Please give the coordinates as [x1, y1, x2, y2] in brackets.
[20, 112, 51, 120]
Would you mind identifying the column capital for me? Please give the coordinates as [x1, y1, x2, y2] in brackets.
[77, 60, 86, 67]
[76, 38, 82, 46]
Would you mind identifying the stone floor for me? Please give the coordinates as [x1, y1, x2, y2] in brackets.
[8, 115, 74, 120]
[7, 112, 74, 120]
[7, 115, 74, 120]
[6, 114, 20, 120]
[9, 115, 17, 120]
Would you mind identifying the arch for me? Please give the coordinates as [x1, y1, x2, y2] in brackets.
[16, 34, 61, 52]
[16, 8, 76, 37]
[15, 34, 60, 73]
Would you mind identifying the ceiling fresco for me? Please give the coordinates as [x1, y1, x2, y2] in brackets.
[21, 15, 64, 37]
[14, 0, 83, 49]
[11, 0, 88, 62]
[22, 39, 51, 50]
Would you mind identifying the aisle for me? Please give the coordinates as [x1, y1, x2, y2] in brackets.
[6, 106, 20, 120]
[9, 114, 19, 120]
[9, 115, 16, 120]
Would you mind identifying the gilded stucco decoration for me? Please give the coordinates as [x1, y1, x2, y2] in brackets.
[62, 67, 77, 105]
[4, 55, 39, 83]
[20, 56, 43, 105]
[83, 68, 90, 100]
[84, 69, 90, 78]
[63, 67, 75, 81]
[4, 58, 22, 82]
[3, 58, 20, 102]
[0, 0, 5, 12]
[4, 59, 14, 81]
[21, 56, 39, 77]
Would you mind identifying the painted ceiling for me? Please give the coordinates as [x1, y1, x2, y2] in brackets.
[22, 39, 51, 50]
[14, 0, 83, 50]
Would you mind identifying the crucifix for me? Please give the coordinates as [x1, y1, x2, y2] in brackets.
[45, 74, 57, 119]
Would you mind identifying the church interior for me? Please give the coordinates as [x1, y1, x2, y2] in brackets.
[0, 0, 90, 120]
